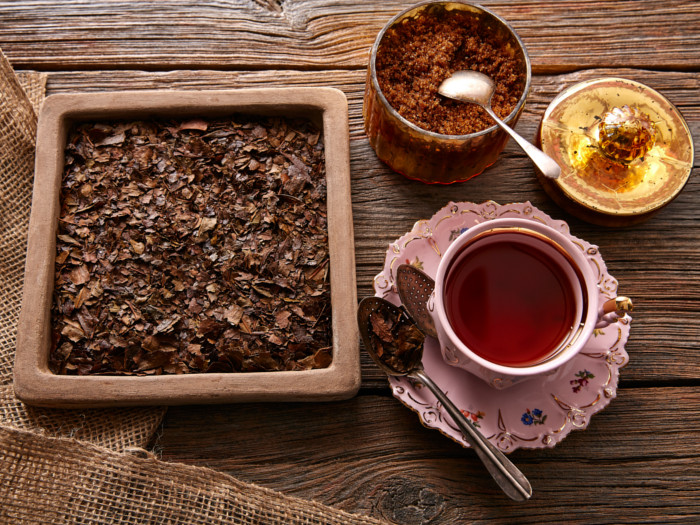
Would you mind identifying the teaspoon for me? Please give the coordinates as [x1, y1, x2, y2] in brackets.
[438, 70, 561, 179]
[357, 296, 533, 501]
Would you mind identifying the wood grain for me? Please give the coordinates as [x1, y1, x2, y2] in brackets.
[155, 388, 700, 523]
[1, 1, 699, 72]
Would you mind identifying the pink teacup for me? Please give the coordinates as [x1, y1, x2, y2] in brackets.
[429, 218, 631, 389]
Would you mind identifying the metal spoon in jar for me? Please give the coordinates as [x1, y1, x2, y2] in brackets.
[357, 296, 533, 501]
[438, 70, 561, 179]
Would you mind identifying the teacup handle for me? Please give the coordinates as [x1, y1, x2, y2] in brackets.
[596, 296, 633, 328]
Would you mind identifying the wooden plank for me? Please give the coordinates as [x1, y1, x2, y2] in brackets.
[2, 1, 700, 72]
[154, 387, 700, 523]
[38, 68, 700, 387]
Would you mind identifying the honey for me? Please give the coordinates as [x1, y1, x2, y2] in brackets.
[598, 105, 656, 164]
[537, 78, 694, 226]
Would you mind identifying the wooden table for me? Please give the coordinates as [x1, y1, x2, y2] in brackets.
[3, 1, 699, 522]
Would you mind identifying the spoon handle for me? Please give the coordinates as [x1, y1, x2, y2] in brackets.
[410, 369, 532, 501]
[484, 106, 561, 180]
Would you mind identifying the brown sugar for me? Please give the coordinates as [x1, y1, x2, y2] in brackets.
[375, 7, 524, 136]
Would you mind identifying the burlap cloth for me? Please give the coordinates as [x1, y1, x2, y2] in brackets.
[0, 50, 386, 524]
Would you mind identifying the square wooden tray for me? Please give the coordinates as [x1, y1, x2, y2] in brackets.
[14, 88, 360, 407]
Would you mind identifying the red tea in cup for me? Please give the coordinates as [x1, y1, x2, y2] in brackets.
[431, 218, 629, 389]
[444, 231, 580, 367]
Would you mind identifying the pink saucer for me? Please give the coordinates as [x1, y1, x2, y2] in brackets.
[374, 201, 631, 451]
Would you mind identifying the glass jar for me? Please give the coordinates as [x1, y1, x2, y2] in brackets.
[363, 1, 531, 184]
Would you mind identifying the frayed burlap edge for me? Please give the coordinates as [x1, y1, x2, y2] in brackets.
[0, 426, 388, 525]
[0, 51, 38, 384]
[0, 384, 166, 451]
[0, 49, 167, 450]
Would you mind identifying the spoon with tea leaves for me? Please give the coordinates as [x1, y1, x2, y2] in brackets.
[357, 296, 533, 501]
[438, 70, 561, 179]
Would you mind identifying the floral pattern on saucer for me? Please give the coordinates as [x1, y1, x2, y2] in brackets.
[373, 201, 631, 452]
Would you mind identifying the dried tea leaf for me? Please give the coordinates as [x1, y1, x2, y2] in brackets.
[155, 316, 181, 333]
[298, 348, 332, 369]
[57, 234, 81, 246]
[198, 217, 217, 235]
[268, 333, 284, 346]
[95, 131, 125, 146]
[178, 119, 209, 132]
[369, 311, 394, 343]
[275, 310, 292, 329]
[73, 286, 89, 309]
[129, 239, 145, 255]
[50, 115, 331, 376]
[368, 305, 425, 375]
[68, 265, 90, 285]
[61, 320, 85, 342]
[224, 305, 244, 326]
